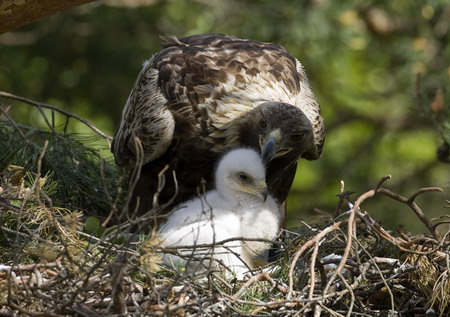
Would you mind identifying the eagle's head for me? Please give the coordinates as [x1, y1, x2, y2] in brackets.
[240, 102, 316, 165]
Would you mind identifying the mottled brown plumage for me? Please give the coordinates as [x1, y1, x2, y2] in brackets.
[112, 33, 324, 225]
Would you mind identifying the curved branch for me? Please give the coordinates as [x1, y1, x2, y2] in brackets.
[0, 91, 112, 141]
[377, 187, 443, 241]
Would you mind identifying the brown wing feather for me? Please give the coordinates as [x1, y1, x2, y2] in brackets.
[159, 34, 323, 154]
[113, 34, 323, 166]
[112, 63, 175, 166]
[111, 33, 324, 220]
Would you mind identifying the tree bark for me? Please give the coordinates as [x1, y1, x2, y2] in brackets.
[0, 0, 98, 34]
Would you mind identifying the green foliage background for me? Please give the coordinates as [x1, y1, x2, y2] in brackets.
[1, 0, 449, 232]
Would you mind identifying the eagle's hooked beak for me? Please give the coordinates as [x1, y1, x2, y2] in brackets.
[261, 129, 292, 164]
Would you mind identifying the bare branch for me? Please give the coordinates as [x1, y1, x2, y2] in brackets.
[0, 91, 112, 141]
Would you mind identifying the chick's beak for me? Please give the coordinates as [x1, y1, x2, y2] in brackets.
[256, 181, 269, 202]
[260, 188, 268, 202]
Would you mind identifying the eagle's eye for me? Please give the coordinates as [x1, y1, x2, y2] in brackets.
[237, 172, 252, 183]
[291, 133, 304, 142]
[259, 120, 267, 129]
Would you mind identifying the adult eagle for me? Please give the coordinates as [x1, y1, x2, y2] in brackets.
[112, 34, 324, 225]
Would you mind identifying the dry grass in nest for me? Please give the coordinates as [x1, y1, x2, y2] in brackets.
[1, 170, 449, 316]
[1, 91, 449, 316]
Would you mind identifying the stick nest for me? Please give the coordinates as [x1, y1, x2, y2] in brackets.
[1, 92, 449, 316]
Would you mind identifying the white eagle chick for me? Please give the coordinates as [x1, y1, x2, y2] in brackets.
[158, 148, 280, 278]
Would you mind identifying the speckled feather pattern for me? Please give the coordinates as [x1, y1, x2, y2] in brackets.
[112, 34, 324, 166]
[113, 66, 174, 164]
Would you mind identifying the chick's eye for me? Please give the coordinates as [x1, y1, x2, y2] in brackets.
[237, 172, 251, 182]
[291, 133, 304, 142]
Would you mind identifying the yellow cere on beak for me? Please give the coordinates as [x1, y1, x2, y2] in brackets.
[261, 128, 293, 163]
